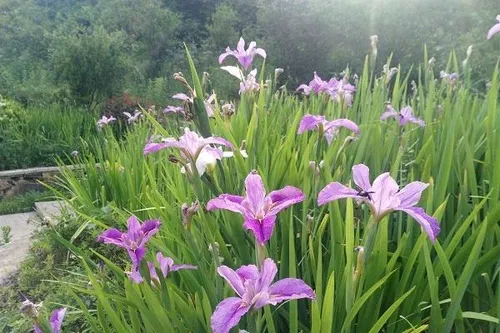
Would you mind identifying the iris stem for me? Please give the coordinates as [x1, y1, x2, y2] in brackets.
[256, 243, 266, 267]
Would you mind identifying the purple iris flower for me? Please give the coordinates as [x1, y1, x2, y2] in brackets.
[297, 114, 360, 144]
[211, 258, 315, 333]
[318, 164, 440, 242]
[163, 105, 185, 114]
[147, 252, 197, 284]
[97, 216, 161, 283]
[207, 172, 305, 244]
[487, 15, 500, 39]
[34, 308, 66, 333]
[218, 37, 267, 70]
[297, 73, 356, 105]
[144, 127, 232, 161]
[97, 115, 116, 128]
[380, 105, 425, 127]
[296, 72, 329, 95]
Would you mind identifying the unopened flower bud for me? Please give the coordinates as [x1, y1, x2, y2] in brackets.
[168, 155, 180, 164]
[20, 299, 41, 319]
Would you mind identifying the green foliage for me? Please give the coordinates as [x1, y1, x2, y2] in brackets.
[46, 52, 500, 332]
[0, 104, 98, 170]
[50, 26, 129, 108]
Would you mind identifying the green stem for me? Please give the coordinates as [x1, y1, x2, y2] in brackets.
[256, 243, 267, 267]
[362, 217, 379, 268]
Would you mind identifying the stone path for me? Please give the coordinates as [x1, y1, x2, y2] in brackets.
[0, 212, 40, 284]
[0, 201, 67, 284]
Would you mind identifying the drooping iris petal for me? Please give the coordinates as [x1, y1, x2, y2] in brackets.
[207, 194, 246, 214]
[396, 181, 428, 207]
[211, 297, 250, 333]
[324, 119, 360, 135]
[267, 186, 306, 215]
[318, 182, 361, 205]
[243, 215, 277, 244]
[268, 278, 316, 305]
[97, 228, 126, 248]
[487, 15, 500, 39]
[399, 207, 440, 242]
[49, 308, 66, 333]
[297, 115, 324, 134]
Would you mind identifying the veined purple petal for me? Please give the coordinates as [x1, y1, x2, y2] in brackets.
[487, 22, 500, 40]
[203, 136, 233, 149]
[380, 110, 398, 121]
[267, 186, 305, 215]
[297, 114, 325, 134]
[50, 308, 66, 333]
[399, 207, 440, 242]
[370, 173, 400, 217]
[318, 182, 361, 206]
[143, 139, 181, 155]
[257, 258, 278, 290]
[148, 261, 160, 283]
[396, 181, 428, 207]
[244, 173, 267, 216]
[217, 266, 246, 296]
[206, 194, 247, 215]
[243, 215, 277, 244]
[237, 37, 245, 53]
[97, 228, 125, 248]
[268, 278, 316, 305]
[324, 118, 360, 135]
[239, 55, 253, 70]
[235, 264, 260, 281]
[211, 297, 250, 333]
[296, 84, 312, 95]
[219, 48, 236, 64]
[156, 252, 174, 277]
[33, 325, 42, 333]
[128, 247, 146, 268]
[138, 219, 161, 245]
[127, 215, 141, 235]
[127, 269, 144, 283]
[352, 164, 371, 191]
[251, 291, 271, 309]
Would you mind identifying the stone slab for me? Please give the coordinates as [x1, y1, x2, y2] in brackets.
[34, 201, 70, 225]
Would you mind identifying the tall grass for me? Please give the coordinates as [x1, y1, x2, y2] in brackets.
[0, 105, 97, 170]
[51, 52, 500, 333]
